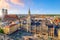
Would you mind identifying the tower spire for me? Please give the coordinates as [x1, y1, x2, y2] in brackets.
[26, 8, 31, 32]
[28, 8, 31, 16]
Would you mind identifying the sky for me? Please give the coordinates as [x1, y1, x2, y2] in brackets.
[0, 0, 60, 14]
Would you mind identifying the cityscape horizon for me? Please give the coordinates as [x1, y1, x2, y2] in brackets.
[0, 0, 60, 40]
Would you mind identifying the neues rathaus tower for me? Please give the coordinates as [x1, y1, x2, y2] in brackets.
[27, 9, 31, 32]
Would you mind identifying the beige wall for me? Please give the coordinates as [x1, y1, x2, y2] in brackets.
[3, 24, 20, 34]
[58, 29, 60, 39]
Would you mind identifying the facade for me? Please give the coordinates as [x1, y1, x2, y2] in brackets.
[3, 22, 20, 34]
[0, 33, 14, 40]
[58, 29, 60, 39]
[48, 27, 54, 38]
[22, 36, 40, 40]
[2, 9, 8, 21]
[26, 9, 31, 32]
[2, 9, 8, 15]
[0, 10, 20, 34]
[4, 14, 19, 21]
[1, 9, 60, 40]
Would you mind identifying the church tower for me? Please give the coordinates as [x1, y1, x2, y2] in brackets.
[2, 8, 8, 21]
[2, 9, 8, 15]
[26, 8, 31, 32]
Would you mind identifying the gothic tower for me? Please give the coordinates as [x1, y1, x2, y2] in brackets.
[26, 8, 31, 32]
[2, 9, 7, 15]
[2, 8, 8, 21]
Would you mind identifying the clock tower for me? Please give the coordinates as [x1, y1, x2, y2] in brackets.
[27, 9, 31, 32]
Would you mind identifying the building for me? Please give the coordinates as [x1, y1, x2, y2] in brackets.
[2, 8, 8, 21]
[58, 29, 60, 39]
[1, 13, 21, 34]
[4, 14, 19, 21]
[0, 33, 14, 40]
[53, 17, 60, 25]
[26, 9, 31, 32]
[48, 24, 54, 39]
[22, 36, 39, 40]
[2, 9, 8, 15]
[3, 21, 20, 34]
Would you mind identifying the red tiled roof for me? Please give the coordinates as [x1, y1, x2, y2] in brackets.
[21, 18, 26, 20]
[5, 24, 16, 28]
[4, 14, 18, 19]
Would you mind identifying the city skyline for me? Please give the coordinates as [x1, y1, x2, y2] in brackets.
[0, 0, 60, 14]
[0, 0, 60, 40]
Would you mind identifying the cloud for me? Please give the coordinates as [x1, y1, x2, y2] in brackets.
[0, 0, 24, 9]
[10, 0, 24, 7]
[0, 0, 10, 9]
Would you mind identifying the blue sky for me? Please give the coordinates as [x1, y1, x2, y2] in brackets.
[0, 0, 60, 14]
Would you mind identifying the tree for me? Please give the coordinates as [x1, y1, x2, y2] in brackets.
[0, 28, 4, 33]
[16, 38, 19, 40]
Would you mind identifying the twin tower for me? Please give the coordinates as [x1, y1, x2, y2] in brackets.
[1, 9, 8, 21]
[1, 8, 31, 32]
